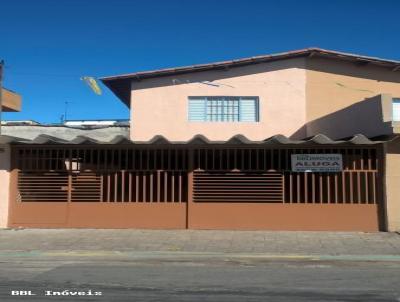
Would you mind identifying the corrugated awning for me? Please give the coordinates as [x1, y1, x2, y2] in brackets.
[0, 134, 383, 146]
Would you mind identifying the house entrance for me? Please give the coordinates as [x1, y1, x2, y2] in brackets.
[9, 145, 383, 231]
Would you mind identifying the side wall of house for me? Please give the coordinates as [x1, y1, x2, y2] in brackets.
[385, 140, 400, 231]
[0, 145, 11, 228]
[306, 58, 400, 139]
[130, 58, 307, 141]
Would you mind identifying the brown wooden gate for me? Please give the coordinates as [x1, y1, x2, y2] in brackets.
[8, 145, 384, 231]
[9, 147, 189, 228]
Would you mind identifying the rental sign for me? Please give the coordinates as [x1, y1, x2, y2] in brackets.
[291, 154, 343, 172]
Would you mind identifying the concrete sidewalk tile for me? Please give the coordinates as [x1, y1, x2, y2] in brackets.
[0, 229, 399, 256]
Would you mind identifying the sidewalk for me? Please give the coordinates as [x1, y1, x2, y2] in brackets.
[1, 229, 400, 256]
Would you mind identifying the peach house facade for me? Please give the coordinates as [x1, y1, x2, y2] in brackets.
[129, 58, 307, 141]
[125, 56, 400, 142]
[1, 48, 400, 231]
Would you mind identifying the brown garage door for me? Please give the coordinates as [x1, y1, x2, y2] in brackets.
[9, 145, 383, 231]
[188, 147, 383, 231]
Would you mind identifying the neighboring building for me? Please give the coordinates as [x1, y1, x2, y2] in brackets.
[1, 123, 129, 141]
[1, 48, 400, 231]
[1, 120, 40, 126]
[63, 119, 129, 127]
[0, 88, 21, 228]
[1, 88, 21, 112]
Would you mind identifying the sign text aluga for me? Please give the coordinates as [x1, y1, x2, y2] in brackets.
[291, 154, 343, 172]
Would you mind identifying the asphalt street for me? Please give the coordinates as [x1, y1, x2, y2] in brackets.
[0, 230, 399, 301]
[0, 253, 400, 302]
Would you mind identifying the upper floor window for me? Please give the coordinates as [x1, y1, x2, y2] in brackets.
[393, 98, 400, 122]
[188, 96, 259, 122]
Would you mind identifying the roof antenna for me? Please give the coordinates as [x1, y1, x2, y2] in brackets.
[64, 101, 69, 122]
[63, 100, 73, 123]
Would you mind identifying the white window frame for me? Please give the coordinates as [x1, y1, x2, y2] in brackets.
[188, 96, 260, 122]
[392, 98, 400, 122]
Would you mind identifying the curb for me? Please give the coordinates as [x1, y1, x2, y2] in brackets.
[0, 250, 399, 262]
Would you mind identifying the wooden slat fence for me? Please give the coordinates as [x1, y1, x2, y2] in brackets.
[283, 171, 378, 204]
[17, 172, 69, 202]
[17, 170, 187, 203]
[193, 171, 283, 203]
[101, 171, 187, 203]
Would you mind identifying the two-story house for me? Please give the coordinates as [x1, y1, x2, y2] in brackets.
[1, 48, 400, 231]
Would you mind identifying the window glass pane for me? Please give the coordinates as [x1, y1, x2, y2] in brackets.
[393, 99, 400, 122]
[239, 98, 259, 122]
[188, 98, 206, 121]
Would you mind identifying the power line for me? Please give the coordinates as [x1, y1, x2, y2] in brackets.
[7, 72, 84, 78]
[4, 65, 94, 78]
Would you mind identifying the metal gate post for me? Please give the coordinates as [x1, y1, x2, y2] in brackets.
[187, 149, 194, 229]
[7, 147, 19, 228]
[378, 143, 388, 231]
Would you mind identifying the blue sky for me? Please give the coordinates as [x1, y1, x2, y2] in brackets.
[1, 0, 400, 123]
